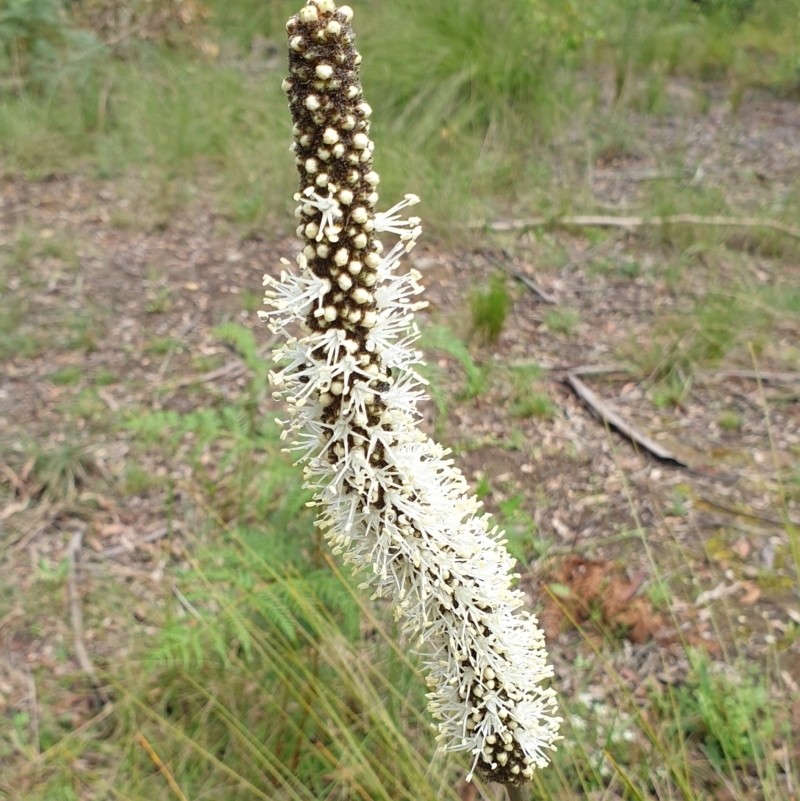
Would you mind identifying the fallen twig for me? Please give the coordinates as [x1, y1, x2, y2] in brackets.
[477, 214, 800, 241]
[172, 584, 203, 621]
[511, 272, 559, 304]
[25, 667, 40, 756]
[703, 369, 800, 384]
[565, 372, 687, 466]
[136, 731, 190, 801]
[175, 337, 278, 389]
[99, 525, 170, 559]
[176, 358, 248, 388]
[66, 531, 110, 704]
[696, 495, 800, 528]
[509, 360, 631, 376]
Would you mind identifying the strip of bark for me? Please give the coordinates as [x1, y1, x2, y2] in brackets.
[478, 214, 800, 241]
[511, 272, 559, 304]
[99, 525, 169, 559]
[67, 531, 110, 704]
[703, 369, 800, 384]
[565, 372, 687, 466]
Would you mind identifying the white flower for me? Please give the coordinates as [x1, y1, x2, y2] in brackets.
[374, 194, 423, 244]
[262, 0, 560, 786]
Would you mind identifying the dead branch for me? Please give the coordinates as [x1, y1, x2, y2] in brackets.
[25, 667, 40, 757]
[565, 372, 687, 466]
[135, 731, 190, 801]
[511, 272, 559, 304]
[171, 584, 203, 621]
[478, 214, 800, 241]
[697, 494, 800, 528]
[99, 525, 170, 560]
[703, 369, 800, 384]
[566, 364, 633, 378]
[509, 360, 631, 376]
[66, 531, 110, 704]
[176, 358, 247, 388]
[175, 337, 278, 389]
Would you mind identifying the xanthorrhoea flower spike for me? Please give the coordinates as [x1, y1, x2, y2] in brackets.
[260, 0, 561, 784]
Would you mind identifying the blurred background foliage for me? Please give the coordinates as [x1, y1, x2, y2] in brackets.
[1, 0, 798, 233]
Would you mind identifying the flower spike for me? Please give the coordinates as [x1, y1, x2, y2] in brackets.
[261, 0, 560, 786]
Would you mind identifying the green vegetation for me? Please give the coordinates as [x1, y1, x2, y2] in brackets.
[470, 274, 511, 343]
[1, 0, 798, 230]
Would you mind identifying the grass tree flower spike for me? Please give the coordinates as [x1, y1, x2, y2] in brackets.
[260, 0, 561, 785]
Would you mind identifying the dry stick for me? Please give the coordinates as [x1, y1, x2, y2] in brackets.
[99, 525, 169, 559]
[704, 369, 800, 384]
[25, 667, 40, 757]
[564, 372, 687, 467]
[176, 359, 248, 388]
[135, 731, 190, 801]
[477, 214, 800, 240]
[175, 337, 278, 389]
[66, 531, 110, 704]
[697, 493, 800, 528]
[511, 272, 559, 305]
[509, 360, 631, 376]
[171, 584, 203, 621]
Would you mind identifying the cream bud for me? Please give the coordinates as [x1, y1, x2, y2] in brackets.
[305, 95, 321, 112]
[334, 248, 350, 267]
[299, 5, 318, 23]
[351, 287, 372, 304]
[315, 64, 334, 80]
[322, 127, 339, 145]
[352, 133, 369, 150]
[338, 189, 354, 205]
[350, 207, 368, 224]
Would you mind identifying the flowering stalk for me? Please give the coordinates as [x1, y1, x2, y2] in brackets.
[260, 0, 560, 785]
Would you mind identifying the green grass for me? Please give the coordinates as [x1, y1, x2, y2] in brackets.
[545, 309, 580, 337]
[1, 0, 798, 233]
[470, 274, 511, 343]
